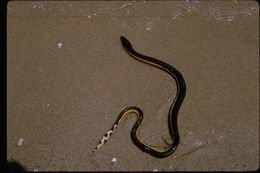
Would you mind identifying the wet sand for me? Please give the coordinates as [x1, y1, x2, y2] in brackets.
[7, 1, 259, 171]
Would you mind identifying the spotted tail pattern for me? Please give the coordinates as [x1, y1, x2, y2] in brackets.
[93, 124, 118, 152]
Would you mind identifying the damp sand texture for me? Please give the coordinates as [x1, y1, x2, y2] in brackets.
[7, 1, 259, 171]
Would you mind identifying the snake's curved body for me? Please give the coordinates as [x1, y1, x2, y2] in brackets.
[93, 36, 186, 158]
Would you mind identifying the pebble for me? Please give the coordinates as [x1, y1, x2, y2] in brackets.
[17, 138, 24, 146]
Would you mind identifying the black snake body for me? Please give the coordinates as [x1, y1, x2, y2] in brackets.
[93, 36, 186, 158]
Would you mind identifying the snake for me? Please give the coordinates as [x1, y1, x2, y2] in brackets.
[92, 36, 186, 158]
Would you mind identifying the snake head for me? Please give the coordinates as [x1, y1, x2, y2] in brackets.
[120, 36, 132, 48]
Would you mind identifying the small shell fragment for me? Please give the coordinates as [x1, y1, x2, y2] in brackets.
[17, 138, 24, 146]
[153, 168, 159, 172]
[111, 157, 117, 164]
[57, 42, 63, 48]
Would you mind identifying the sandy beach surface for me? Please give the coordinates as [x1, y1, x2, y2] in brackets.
[7, 1, 259, 171]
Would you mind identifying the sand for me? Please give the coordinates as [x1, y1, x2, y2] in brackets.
[7, 1, 259, 171]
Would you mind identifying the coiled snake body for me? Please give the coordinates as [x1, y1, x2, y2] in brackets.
[93, 36, 186, 158]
